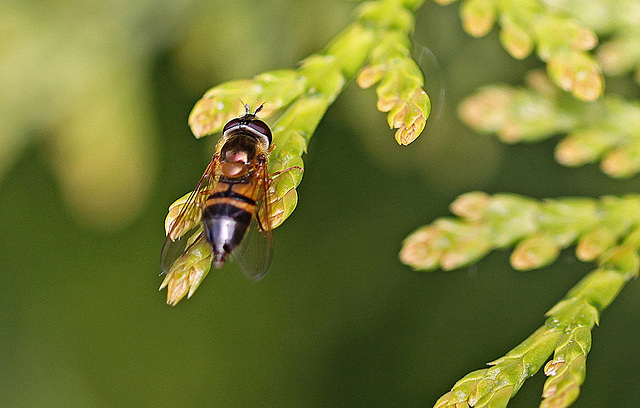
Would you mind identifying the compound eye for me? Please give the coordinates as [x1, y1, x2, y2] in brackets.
[247, 120, 272, 144]
[223, 118, 241, 133]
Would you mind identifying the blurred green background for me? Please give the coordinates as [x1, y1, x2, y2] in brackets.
[2, 0, 639, 407]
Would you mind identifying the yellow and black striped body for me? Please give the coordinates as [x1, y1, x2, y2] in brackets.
[201, 107, 271, 269]
[203, 161, 266, 268]
[161, 104, 275, 281]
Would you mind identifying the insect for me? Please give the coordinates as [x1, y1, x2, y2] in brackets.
[161, 104, 285, 281]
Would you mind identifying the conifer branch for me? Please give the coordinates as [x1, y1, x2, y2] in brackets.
[401, 192, 640, 271]
[431, 0, 604, 100]
[186, 0, 430, 231]
[162, 0, 432, 303]
[432, 261, 636, 408]
[545, 0, 640, 84]
[403, 192, 639, 407]
[459, 70, 640, 178]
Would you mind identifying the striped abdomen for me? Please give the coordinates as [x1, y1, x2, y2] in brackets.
[202, 181, 258, 268]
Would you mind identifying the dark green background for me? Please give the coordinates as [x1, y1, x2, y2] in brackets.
[2, 1, 639, 407]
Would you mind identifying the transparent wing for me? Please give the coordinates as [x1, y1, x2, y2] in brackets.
[231, 160, 274, 281]
[161, 227, 206, 275]
[232, 213, 273, 281]
[160, 156, 218, 274]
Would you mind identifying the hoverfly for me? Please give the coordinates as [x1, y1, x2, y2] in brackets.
[161, 104, 283, 281]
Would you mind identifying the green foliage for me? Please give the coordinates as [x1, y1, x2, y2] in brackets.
[450, 0, 640, 179]
[402, 192, 640, 407]
[551, 0, 640, 83]
[187, 0, 430, 229]
[163, 0, 431, 304]
[432, 258, 636, 408]
[402, 1, 640, 406]
[431, 0, 604, 100]
[459, 71, 640, 178]
[164, 0, 639, 406]
[401, 192, 640, 271]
